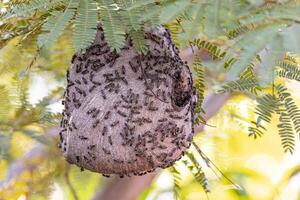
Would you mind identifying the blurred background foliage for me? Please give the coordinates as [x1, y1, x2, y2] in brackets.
[0, 0, 300, 200]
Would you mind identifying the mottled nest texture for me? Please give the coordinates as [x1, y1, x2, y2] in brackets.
[59, 25, 196, 177]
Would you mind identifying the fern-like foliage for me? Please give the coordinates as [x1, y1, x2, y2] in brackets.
[38, 0, 78, 48]
[218, 66, 261, 94]
[170, 166, 182, 200]
[248, 94, 279, 138]
[117, 0, 142, 31]
[159, 0, 193, 24]
[2, 0, 64, 21]
[277, 71, 300, 82]
[183, 6, 204, 42]
[118, 0, 148, 54]
[128, 0, 160, 26]
[247, 83, 300, 153]
[73, 0, 98, 51]
[192, 39, 226, 60]
[184, 152, 210, 193]
[277, 106, 295, 154]
[165, 21, 181, 48]
[227, 22, 258, 39]
[277, 60, 300, 82]
[227, 24, 281, 80]
[218, 78, 259, 94]
[193, 56, 206, 125]
[277, 85, 300, 138]
[2, 0, 300, 55]
[129, 29, 148, 54]
[98, 0, 125, 52]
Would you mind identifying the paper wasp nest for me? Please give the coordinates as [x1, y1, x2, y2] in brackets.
[59, 25, 196, 177]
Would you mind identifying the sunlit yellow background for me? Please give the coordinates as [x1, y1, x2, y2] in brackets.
[0, 8, 300, 200]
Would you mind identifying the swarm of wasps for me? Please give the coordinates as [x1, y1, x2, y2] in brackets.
[60, 25, 196, 177]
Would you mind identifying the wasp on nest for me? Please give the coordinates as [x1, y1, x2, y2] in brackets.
[59, 25, 196, 177]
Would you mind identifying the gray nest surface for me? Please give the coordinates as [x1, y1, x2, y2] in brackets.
[59, 25, 196, 177]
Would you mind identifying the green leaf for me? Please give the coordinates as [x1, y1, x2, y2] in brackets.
[249, 94, 279, 138]
[204, 1, 221, 38]
[277, 85, 300, 138]
[118, 0, 141, 31]
[185, 152, 210, 193]
[129, 28, 148, 54]
[193, 56, 206, 125]
[217, 78, 260, 94]
[192, 39, 227, 60]
[170, 166, 182, 200]
[185, 5, 205, 41]
[159, 0, 192, 24]
[3, 0, 63, 21]
[277, 107, 295, 154]
[228, 25, 279, 80]
[126, 0, 156, 11]
[99, 0, 125, 52]
[38, 0, 78, 48]
[73, 0, 98, 51]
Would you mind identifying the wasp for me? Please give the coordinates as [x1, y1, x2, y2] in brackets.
[111, 121, 119, 127]
[148, 104, 158, 111]
[104, 111, 111, 120]
[87, 107, 96, 115]
[92, 119, 100, 128]
[101, 90, 107, 99]
[108, 136, 113, 145]
[92, 109, 100, 118]
[128, 61, 138, 73]
[67, 81, 75, 87]
[79, 135, 88, 140]
[75, 64, 82, 73]
[159, 144, 167, 149]
[117, 110, 127, 118]
[71, 122, 78, 130]
[71, 54, 77, 63]
[88, 85, 96, 93]
[121, 95, 129, 103]
[88, 145, 96, 150]
[143, 118, 152, 123]
[113, 101, 122, 109]
[82, 90, 86, 97]
[75, 87, 83, 95]
[82, 77, 88, 85]
[102, 126, 108, 136]
[81, 69, 89, 75]
[169, 114, 183, 120]
[121, 65, 126, 75]
[158, 118, 167, 122]
[74, 102, 82, 109]
[75, 80, 82, 85]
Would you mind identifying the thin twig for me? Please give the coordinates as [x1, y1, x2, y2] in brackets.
[65, 168, 79, 200]
[192, 141, 243, 191]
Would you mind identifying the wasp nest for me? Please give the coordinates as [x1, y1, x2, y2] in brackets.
[59, 25, 196, 177]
